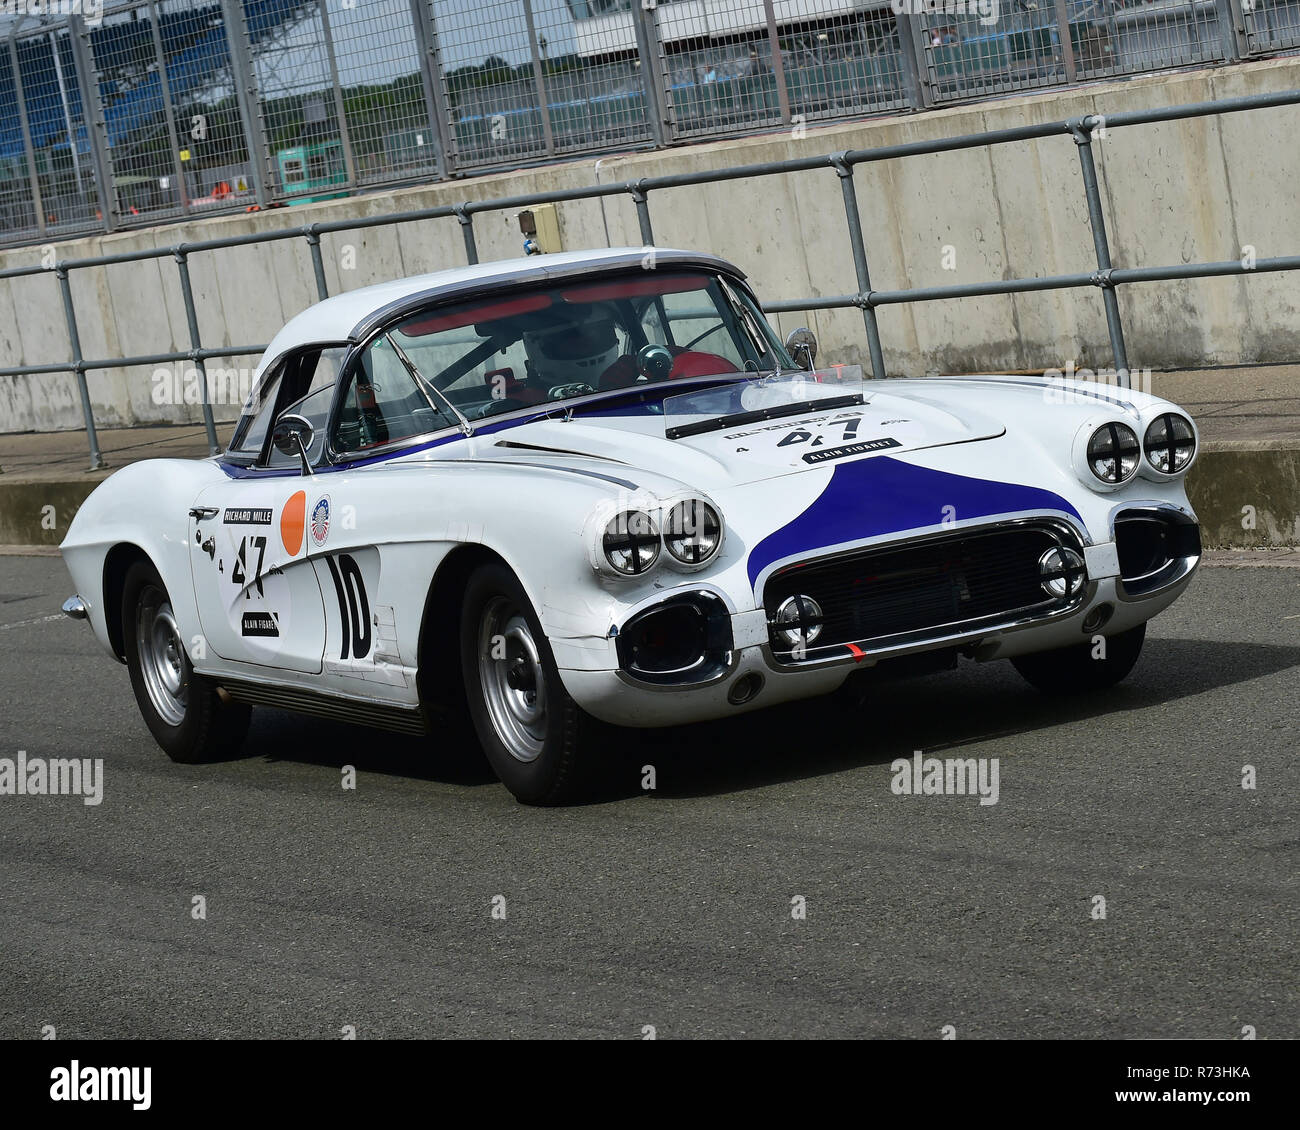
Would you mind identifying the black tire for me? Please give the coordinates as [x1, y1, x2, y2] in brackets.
[122, 559, 250, 763]
[1011, 622, 1146, 695]
[460, 563, 597, 805]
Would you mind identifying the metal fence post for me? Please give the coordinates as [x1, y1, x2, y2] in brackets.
[639, 1, 677, 141]
[8, 34, 46, 237]
[831, 154, 887, 380]
[630, 0, 667, 147]
[1070, 119, 1130, 387]
[55, 265, 104, 471]
[631, 183, 654, 246]
[306, 228, 330, 301]
[1218, 0, 1251, 60]
[173, 249, 222, 456]
[317, 0, 359, 187]
[408, 0, 455, 176]
[761, 0, 793, 124]
[456, 206, 478, 265]
[895, 15, 931, 111]
[146, 0, 191, 214]
[522, 0, 555, 157]
[219, 0, 271, 207]
[1051, 0, 1079, 84]
[68, 16, 119, 234]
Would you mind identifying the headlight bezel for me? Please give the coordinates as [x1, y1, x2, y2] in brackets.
[1074, 417, 1141, 492]
[1140, 411, 1198, 480]
[662, 498, 724, 571]
[1086, 421, 1141, 486]
[599, 509, 661, 577]
[587, 494, 725, 580]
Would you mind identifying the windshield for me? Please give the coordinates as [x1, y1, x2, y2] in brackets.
[336, 270, 793, 444]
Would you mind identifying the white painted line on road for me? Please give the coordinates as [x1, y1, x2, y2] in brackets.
[0, 613, 66, 630]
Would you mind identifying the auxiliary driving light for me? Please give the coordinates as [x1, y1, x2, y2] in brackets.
[772, 594, 824, 649]
[1038, 546, 1086, 598]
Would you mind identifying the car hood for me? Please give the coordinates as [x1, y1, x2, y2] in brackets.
[472, 384, 1006, 493]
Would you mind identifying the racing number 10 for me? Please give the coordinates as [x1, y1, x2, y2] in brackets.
[325, 553, 371, 660]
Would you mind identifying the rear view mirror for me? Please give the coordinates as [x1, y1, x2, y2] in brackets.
[271, 414, 314, 475]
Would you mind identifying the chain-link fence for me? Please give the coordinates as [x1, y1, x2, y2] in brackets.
[0, 0, 1293, 246]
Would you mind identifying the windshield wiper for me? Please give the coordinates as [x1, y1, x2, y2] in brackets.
[385, 333, 474, 438]
[720, 278, 773, 368]
[666, 393, 864, 440]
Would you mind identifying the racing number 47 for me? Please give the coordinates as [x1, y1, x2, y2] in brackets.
[231, 535, 266, 597]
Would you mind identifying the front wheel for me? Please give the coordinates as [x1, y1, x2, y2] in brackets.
[460, 563, 598, 805]
[122, 559, 250, 763]
[1011, 622, 1146, 695]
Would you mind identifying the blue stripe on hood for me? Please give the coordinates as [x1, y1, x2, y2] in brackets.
[747, 455, 1082, 588]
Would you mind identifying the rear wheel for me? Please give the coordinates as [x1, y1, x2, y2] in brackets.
[460, 563, 597, 805]
[122, 560, 250, 762]
[1011, 622, 1146, 695]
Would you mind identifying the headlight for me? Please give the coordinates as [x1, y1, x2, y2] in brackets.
[1143, 413, 1196, 475]
[663, 499, 722, 568]
[601, 510, 660, 576]
[1086, 422, 1140, 485]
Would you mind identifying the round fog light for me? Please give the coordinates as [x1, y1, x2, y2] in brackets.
[1038, 546, 1086, 598]
[727, 672, 764, 705]
[773, 594, 824, 649]
[1082, 603, 1114, 634]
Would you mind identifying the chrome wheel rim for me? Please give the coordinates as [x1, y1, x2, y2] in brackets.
[137, 587, 187, 727]
[478, 597, 547, 763]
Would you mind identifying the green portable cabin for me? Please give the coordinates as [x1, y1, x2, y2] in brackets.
[276, 140, 348, 204]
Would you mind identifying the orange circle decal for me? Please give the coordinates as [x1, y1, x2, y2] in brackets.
[281, 490, 306, 556]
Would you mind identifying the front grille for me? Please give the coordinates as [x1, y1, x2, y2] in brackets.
[765, 524, 1076, 660]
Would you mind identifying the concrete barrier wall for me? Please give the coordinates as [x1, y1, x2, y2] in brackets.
[2, 56, 1299, 435]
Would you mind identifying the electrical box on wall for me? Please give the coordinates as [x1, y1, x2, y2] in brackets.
[517, 204, 562, 255]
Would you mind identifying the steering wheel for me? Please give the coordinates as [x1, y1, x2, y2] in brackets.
[681, 323, 726, 351]
[473, 398, 533, 419]
[636, 343, 674, 381]
[547, 382, 596, 400]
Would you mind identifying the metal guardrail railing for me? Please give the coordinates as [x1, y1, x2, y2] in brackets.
[0, 0, 1297, 247]
[0, 87, 1297, 471]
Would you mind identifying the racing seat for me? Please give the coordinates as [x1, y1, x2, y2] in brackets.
[484, 367, 547, 406]
[598, 348, 735, 391]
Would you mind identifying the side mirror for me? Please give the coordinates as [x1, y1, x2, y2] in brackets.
[785, 327, 818, 371]
[271, 413, 314, 475]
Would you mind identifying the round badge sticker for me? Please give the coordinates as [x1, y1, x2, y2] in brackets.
[310, 495, 331, 547]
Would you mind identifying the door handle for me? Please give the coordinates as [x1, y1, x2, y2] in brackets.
[189, 506, 219, 520]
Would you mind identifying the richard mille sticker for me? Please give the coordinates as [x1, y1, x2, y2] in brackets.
[224, 507, 273, 525]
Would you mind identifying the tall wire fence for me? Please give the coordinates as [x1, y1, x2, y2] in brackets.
[0, 0, 1293, 246]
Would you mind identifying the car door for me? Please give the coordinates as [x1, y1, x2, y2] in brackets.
[188, 345, 346, 675]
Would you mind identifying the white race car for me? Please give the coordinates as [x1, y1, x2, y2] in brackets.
[62, 248, 1202, 804]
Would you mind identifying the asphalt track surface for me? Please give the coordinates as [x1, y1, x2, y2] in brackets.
[1, 554, 1295, 1039]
